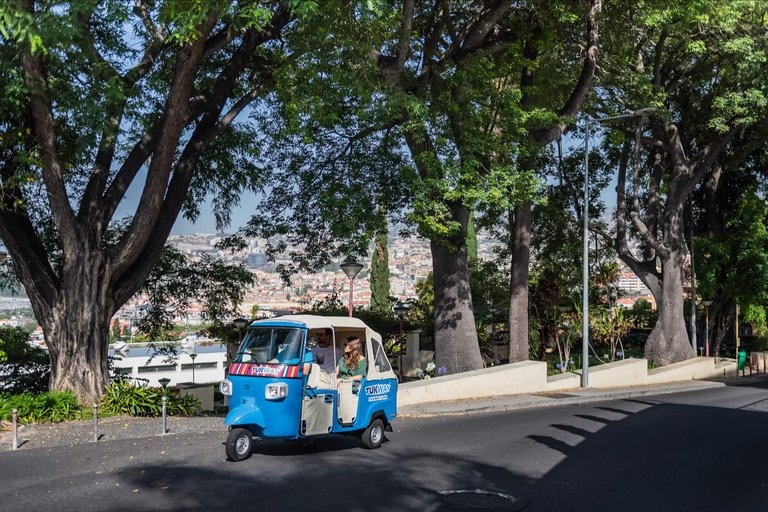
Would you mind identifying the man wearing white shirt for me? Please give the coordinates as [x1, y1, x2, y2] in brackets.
[308, 328, 342, 388]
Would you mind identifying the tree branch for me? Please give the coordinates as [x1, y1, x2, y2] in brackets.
[629, 115, 668, 258]
[19, 1, 79, 255]
[688, 125, 741, 189]
[532, 0, 601, 145]
[112, 84, 260, 305]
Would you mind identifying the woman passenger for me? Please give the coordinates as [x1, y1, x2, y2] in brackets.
[337, 336, 367, 389]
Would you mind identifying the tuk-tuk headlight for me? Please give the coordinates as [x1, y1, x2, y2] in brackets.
[265, 382, 288, 400]
[220, 379, 233, 397]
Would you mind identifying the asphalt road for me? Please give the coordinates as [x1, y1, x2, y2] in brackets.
[2, 377, 768, 512]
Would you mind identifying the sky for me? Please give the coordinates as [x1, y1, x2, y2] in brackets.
[112, 159, 262, 237]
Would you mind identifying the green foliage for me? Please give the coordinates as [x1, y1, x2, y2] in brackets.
[409, 275, 435, 351]
[0, 391, 81, 424]
[369, 211, 391, 313]
[0, 326, 49, 393]
[625, 300, 657, 329]
[592, 307, 631, 362]
[100, 380, 201, 417]
[139, 246, 254, 341]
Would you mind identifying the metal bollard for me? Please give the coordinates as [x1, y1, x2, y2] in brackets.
[161, 396, 167, 435]
[11, 408, 17, 450]
[93, 403, 98, 442]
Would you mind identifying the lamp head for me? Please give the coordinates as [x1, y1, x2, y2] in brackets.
[340, 262, 363, 280]
[158, 377, 170, 388]
[487, 305, 498, 314]
[190, 353, 197, 361]
[233, 317, 248, 330]
[702, 300, 713, 307]
[393, 305, 409, 319]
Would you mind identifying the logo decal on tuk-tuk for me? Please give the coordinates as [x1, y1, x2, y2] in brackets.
[365, 383, 391, 402]
[229, 363, 300, 378]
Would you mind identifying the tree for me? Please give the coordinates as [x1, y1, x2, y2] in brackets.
[0, 0, 305, 401]
[369, 209, 391, 313]
[245, 0, 539, 374]
[110, 320, 122, 343]
[696, 181, 768, 355]
[595, 0, 768, 364]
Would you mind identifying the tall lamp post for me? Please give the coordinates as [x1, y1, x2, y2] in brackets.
[190, 353, 198, 384]
[394, 305, 409, 381]
[487, 305, 498, 342]
[340, 262, 363, 317]
[702, 300, 712, 357]
[583, 108, 655, 388]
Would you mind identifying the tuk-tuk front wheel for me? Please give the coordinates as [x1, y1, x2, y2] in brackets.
[226, 427, 253, 461]
[362, 419, 385, 449]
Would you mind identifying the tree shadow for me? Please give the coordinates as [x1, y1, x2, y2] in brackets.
[5, 398, 768, 511]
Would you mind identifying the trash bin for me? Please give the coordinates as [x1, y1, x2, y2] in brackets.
[738, 350, 747, 370]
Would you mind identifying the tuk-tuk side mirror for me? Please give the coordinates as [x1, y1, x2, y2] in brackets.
[306, 363, 322, 389]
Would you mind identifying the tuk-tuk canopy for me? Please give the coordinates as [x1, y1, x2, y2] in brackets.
[250, 315, 369, 331]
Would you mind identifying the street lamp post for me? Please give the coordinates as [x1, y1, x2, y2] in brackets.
[394, 305, 409, 382]
[702, 300, 713, 357]
[488, 305, 498, 343]
[190, 353, 198, 384]
[340, 262, 364, 317]
[583, 108, 655, 388]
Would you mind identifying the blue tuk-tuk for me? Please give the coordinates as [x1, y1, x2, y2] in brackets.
[220, 315, 398, 461]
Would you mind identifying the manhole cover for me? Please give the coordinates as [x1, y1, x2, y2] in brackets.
[441, 489, 520, 509]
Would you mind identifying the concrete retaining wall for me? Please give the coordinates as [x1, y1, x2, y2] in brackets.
[647, 357, 715, 384]
[398, 361, 546, 407]
[399, 356, 735, 408]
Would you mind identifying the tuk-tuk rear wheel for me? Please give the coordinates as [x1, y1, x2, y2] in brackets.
[362, 419, 385, 449]
[226, 427, 253, 461]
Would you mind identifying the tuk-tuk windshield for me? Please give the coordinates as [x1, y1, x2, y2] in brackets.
[235, 327, 305, 365]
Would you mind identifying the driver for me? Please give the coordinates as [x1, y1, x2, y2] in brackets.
[306, 328, 342, 388]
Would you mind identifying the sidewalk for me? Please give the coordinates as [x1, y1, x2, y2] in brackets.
[397, 379, 727, 417]
[0, 414, 225, 452]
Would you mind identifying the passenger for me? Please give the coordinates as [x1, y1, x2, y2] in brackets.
[304, 328, 341, 389]
[310, 329, 343, 372]
[336, 336, 367, 389]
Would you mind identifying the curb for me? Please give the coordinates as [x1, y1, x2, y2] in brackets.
[398, 381, 726, 418]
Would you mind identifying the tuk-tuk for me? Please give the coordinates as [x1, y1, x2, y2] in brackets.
[220, 315, 398, 461]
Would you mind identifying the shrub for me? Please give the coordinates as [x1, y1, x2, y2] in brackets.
[100, 380, 201, 417]
[0, 327, 50, 394]
[0, 391, 82, 424]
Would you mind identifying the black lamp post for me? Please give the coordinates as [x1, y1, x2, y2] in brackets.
[702, 300, 712, 357]
[158, 377, 170, 389]
[394, 304, 409, 381]
[190, 353, 198, 384]
[340, 262, 363, 317]
[487, 305, 498, 342]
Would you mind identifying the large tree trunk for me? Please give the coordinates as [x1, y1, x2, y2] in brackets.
[431, 203, 484, 374]
[644, 252, 692, 364]
[710, 301, 736, 357]
[34, 246, 115, 403]
[508, 201, 531, 362]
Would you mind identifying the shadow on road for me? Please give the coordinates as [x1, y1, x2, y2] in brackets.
[5, 396, 768, 512]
